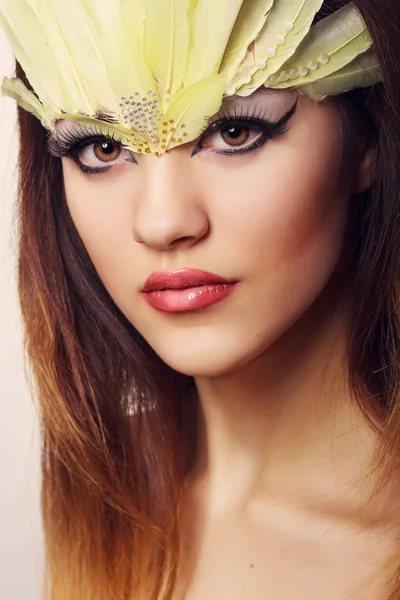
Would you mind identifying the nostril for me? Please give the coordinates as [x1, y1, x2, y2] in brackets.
[170, 236, 197, 247]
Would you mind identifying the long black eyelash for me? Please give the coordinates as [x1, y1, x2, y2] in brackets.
[214, 103, 276, 124]
[197, 102, 289, 138]
[45, 100, 298, 170]
[192, 99, 298, 156]
[45, 123, 124, 158]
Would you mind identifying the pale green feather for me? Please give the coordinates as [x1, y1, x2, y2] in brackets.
[188, 0, 200, 18]
[42, 0, 118, 114]
[1, 76, 55, 128]
[34, 0, 95, 115]
[143, 0, 190, 109]
[162, 75, 228, 149]
[219, 0, 275, 81]
[272, 3, 372, 90]
[298, 49, 382, 100]
[234, 0, 323, 96]
[83, 0, 156, 101]
[121, 0, 145, 52]
[184, 0, 245, 87]
[0, 0, 65, 111]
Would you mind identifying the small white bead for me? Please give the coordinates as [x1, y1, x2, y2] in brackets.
[241, 74, 252, 84]
[284, 20, 294, 31]
[307, 60, 319, 71]
[276, 34, 286, 45]
[265, 47, 277, 58]
[318, 54, 330, 64]
[289, 68, 298, 80]
[268, 75, 279, 85]
[279, 70, 289, 82]
[298, 65, 309, 77]
[225, 86, 236, 96]
[255, 59, 266, 69]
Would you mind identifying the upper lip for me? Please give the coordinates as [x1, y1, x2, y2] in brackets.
[141, 268, 236, 292]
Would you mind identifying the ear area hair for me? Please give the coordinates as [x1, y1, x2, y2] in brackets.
[350, 138, 377, 195]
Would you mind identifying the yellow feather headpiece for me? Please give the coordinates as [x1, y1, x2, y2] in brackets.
[0, 0, 382, 156]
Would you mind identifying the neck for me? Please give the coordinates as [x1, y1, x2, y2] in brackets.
[185, 278, 391, 524]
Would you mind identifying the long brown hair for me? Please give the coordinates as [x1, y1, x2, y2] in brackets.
[13, 1, 400, 598]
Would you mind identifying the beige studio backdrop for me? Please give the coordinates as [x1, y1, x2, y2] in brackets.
[0, 28, 44, 600]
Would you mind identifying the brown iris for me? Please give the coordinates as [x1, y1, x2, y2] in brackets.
[93, 141, 121, 163]
[221, 125, 250, 146]
[221, 125, 250, 147]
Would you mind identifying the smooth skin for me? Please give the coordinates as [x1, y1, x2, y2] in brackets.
[59, 89, 399, 599]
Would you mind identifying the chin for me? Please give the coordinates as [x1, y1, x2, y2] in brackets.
[159, 351, 246, 378]
[144, 328, 269, 379]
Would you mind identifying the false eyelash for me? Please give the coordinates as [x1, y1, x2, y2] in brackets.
[45, 123, 125, 158]
[45, 99, 298, 169]
[192, 99, 298, 156]
[197, 103, 282, 137]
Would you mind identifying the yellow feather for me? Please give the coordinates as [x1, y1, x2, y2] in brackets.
[184, 0, 245, 87]
[162, 75, 227, 149]
[0, 0, 65, 111]
[35, 0, 95, 114]
[83, 0, 156, 101]
[1, 76, 54, 128]
[121, 0, 146, 52]
[220, 0, 275, 81]
[298, 49, 382, 100]
[43, 0, 118, 114]
[271, 3, 372, 90]
[235, 0, 323, 96]
[143, 0, 190, 110]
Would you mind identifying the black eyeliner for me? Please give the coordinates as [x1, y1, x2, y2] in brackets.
[46, 99, 298, 173]
[191, 99, 298, 158]
[46, 126, 138, 173]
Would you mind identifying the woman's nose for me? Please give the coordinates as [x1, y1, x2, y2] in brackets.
[132, 154, 210, 251]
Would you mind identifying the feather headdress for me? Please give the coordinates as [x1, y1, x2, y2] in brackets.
[0, 0, 382, 156]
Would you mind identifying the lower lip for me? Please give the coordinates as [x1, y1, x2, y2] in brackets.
[142, 283, 237, 313]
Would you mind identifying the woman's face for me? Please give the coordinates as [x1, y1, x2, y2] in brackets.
[58, 89, 371, 377]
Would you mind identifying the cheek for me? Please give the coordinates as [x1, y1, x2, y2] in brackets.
[208, 125, 347, 280]
[62, 166, 140, 289]
[188, 122, 350, 365]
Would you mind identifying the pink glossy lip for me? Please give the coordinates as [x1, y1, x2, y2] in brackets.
[141, 269, 238, 313]
[142, 268, 234, 292]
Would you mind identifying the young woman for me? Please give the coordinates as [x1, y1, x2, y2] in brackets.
[2, 0, 400, 598]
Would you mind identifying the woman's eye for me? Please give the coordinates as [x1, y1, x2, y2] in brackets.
[77, 140, 130, 169]
[201, 123, 263, 152]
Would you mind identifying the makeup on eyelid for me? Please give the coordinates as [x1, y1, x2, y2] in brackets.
[47, 93, 299, 175]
